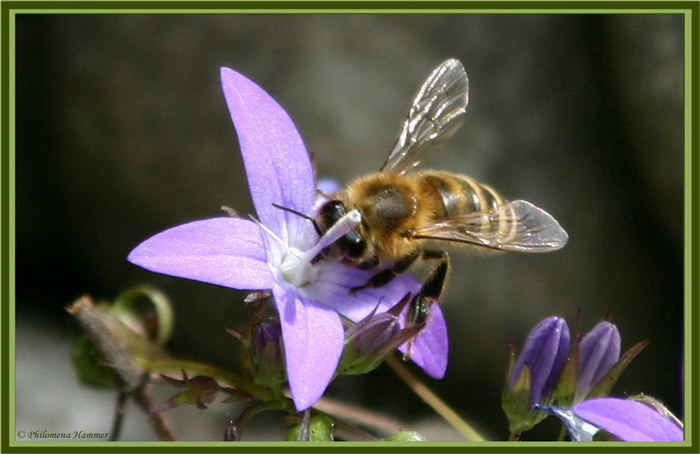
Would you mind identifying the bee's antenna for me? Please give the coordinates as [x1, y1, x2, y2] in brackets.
[271, 203, 322, 236]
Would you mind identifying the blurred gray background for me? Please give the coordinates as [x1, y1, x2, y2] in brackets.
[15, 14, 684, 441]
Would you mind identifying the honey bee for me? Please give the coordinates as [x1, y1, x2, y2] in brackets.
[315, 59, 569, 325]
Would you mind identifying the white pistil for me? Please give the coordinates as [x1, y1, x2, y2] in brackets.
[258, 209, 362, 288]
[306, 209, 362, 258]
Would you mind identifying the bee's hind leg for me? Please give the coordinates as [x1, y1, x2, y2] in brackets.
[403, 251, 450, 361]
[407, 250, 450, 326]
[349, 248, 450, 327]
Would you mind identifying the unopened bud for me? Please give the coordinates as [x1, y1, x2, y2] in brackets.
[250, 319, 286, 389]
[338, 295, 423, 376]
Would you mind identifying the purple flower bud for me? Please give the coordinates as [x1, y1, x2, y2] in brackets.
[350, 312, 401, 351]
[576, 321, 621, 401]
[338, 297, 423, 376]
[255, 320, 283, 359]
[223, 421, 240, 441]
[251, 320, 286, 389]
[510, 316, 570, 406]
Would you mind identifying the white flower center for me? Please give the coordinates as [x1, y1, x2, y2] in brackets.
[257, 209, 362, 288]
[280, 247, 314, 287]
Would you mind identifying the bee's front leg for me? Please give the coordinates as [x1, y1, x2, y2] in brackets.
[349, 249, 421, 294]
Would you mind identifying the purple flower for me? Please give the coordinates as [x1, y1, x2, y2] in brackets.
[576, 321, 621, 401]
[510, 316, 570, 406]
[127, 66, 448, 410]
[574, 398, 683, 442]
[554, 316, 648, 408]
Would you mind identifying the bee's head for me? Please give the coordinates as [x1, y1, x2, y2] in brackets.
[316, 200, 366, 262]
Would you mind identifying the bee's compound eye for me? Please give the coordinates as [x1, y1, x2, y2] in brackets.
[318, 200, 346, 230]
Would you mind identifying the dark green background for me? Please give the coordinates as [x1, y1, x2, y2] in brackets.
[15, 13, 684, 441]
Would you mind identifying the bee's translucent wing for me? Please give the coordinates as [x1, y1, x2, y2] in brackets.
[380, 59, 469, 175]
[412, 200, 569, 252]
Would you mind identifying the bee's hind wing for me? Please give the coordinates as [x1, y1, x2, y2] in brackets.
[380, 59, 469, 175]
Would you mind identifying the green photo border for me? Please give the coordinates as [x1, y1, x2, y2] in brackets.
[1, 2, 697, 453]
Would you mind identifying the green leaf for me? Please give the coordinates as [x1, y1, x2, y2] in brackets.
[70, 335, 118, 389]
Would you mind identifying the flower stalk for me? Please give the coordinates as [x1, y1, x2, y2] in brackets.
[386, 355, 486, 441]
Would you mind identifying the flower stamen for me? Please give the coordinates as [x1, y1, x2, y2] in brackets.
[256, 209, 362, 287]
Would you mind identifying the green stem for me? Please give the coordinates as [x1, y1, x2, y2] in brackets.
[112, 285, 175, 346]
[386, 355, 486, 441]
[557, 426, 567, 441]
[313, 395, 405, 437]
[146, 358, 279, 404]
[239, 295, 270, 379]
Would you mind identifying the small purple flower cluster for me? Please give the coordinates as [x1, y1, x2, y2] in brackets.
[504, 315, 682, 441]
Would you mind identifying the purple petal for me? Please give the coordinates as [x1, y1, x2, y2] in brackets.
[534, 404, 599, 441]
[309, 264, 420, 321]
[220, 67, 316, 247]
[303, 265, 447, 377]
[398, 302, 449, 378]
[127, 218, 273, 290]
[273, 283, 345, 411]
[316, 177, 340, 194]
[574, 398, 684, 442]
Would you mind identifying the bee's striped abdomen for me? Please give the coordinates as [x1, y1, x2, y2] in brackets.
[422, 172, 502, 215]
[421, 171, 518, 243]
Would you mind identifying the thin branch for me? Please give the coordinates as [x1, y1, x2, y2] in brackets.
[135, 384, 176, 441]
[328, 417, 380, 441]
[313, 395, 406, 437]
[109, 391, 128, 441]
[386, 354, 486, 441]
